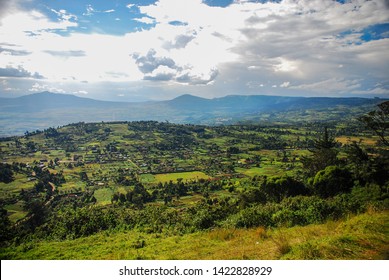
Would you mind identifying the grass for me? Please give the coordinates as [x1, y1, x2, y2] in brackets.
[0, 178, 35, 199]
[1, 210, 387, 260]
[4, 201, 28, 223]
[236, 166, 289, 177]
[154, 171, 211, 183]
[139, 174, 156, 184]
[93, 188, 114, 205]
[336, 136, 378, 146]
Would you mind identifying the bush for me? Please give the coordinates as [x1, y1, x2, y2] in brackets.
[313, 166, 353, 198]
[273, 196, 333, 226]
[230, 204, 279, 228]
[261, 176, 308, 203]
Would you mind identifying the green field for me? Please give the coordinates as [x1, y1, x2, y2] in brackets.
[4, 201, 27, 223]
[154, 171, 211, 183]
[0, 119, 388, 260]
[94, 188, 114, 205]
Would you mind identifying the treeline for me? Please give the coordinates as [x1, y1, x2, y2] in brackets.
[5, 180, 387, 242]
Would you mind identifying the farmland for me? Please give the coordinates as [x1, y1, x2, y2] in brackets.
[0, 106, 388, 259]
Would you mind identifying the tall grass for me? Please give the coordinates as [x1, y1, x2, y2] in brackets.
[1, 211, 387, 260]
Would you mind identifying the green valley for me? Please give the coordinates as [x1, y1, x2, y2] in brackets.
[0, 101, 388, 260]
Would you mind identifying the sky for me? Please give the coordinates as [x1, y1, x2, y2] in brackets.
[0, 0, 388, 101]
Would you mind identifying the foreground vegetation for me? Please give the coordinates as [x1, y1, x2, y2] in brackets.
[0, 102, 388, 259]
[1, 210, 387, 260]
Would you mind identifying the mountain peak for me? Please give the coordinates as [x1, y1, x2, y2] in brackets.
[171, 94, 207, 101]
[29, 91, 62, 97]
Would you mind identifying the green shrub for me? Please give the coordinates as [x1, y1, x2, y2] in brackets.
[261, 176, 308, 203]
[313, 166, 353, 198]
[230, 204, 279, 228]
[274, 196, 333, 226]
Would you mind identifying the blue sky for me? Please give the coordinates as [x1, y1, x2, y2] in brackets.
[0, 0, 388, 101]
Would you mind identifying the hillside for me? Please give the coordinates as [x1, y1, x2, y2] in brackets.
[0, 92, 386, 136]
[1, 211, 388, 260]
[0, 119, 388, 260]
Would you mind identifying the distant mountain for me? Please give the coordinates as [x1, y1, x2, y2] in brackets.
[0, 92, 386, 136]
[165, 94, 379, 114]
[0, 91, 122, 113]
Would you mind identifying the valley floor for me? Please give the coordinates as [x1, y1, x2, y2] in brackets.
[1, 210, 388, 260]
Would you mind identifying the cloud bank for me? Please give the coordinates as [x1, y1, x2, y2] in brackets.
[0, 0, 388, 100]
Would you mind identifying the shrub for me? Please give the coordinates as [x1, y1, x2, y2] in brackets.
[231, 204, 279, 228]
[312, 166, 353, 198]
[261, 176, 308, 203]
[274, 196, 333, 226]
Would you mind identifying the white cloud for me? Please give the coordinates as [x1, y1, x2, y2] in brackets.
[0, 10, 76, 34]
[50, 8, 77, 22]
[280, 81, 290, 88]
[74, 90, 88, 95]
[133, 17, 156, 25]
[83, 4, 95, 16]
[1, 0, 389, 99]
[273, 58, 298, 73]
[290, 78, 362, 93]
[144, 65, 176, 81]
[29, 82, 65, 93]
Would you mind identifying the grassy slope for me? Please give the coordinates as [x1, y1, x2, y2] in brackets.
[1, 210, 388, 260]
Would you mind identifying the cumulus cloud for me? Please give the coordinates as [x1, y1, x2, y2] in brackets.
[0, 66, 43, 79]
[29, 82, 65, 93]
[0, 9, 77, 34]
[144, 65, 177, 81]
[132, 48, 219, 85]
[1, 0, 389, 98]
[0, 45, 31, 56]
[176, 68, 219, 85]
[132, 49, 178, 74]
[163, 33, 196, 49]
[133, 17, 156, 25]
[0, 0, 12, 21]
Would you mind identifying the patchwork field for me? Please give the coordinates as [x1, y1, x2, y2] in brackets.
[1, 119, 388, 260]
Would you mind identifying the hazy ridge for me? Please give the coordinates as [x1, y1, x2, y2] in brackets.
[0, 91, 386, 136]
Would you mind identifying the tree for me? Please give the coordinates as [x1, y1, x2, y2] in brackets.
[357, 101, 389, 185]
[0, 208, 12, 243]
[24, 200, 47, 229]
[0, 163, 14, 183]
[261, 176, 308, 203]
[312, 166, 353, 198]
[344, 141, 370, 185]
[358, 101, 389, 146]
[301, 127, 338, 177]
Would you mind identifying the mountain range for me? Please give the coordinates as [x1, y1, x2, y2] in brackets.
[0, 91, 386, 136]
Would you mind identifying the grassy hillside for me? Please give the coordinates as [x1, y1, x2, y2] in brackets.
[1, 210, 387, 260]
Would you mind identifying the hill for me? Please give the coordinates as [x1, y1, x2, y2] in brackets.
[0, 92, 386, 136]
[0, 91, 113, 112]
